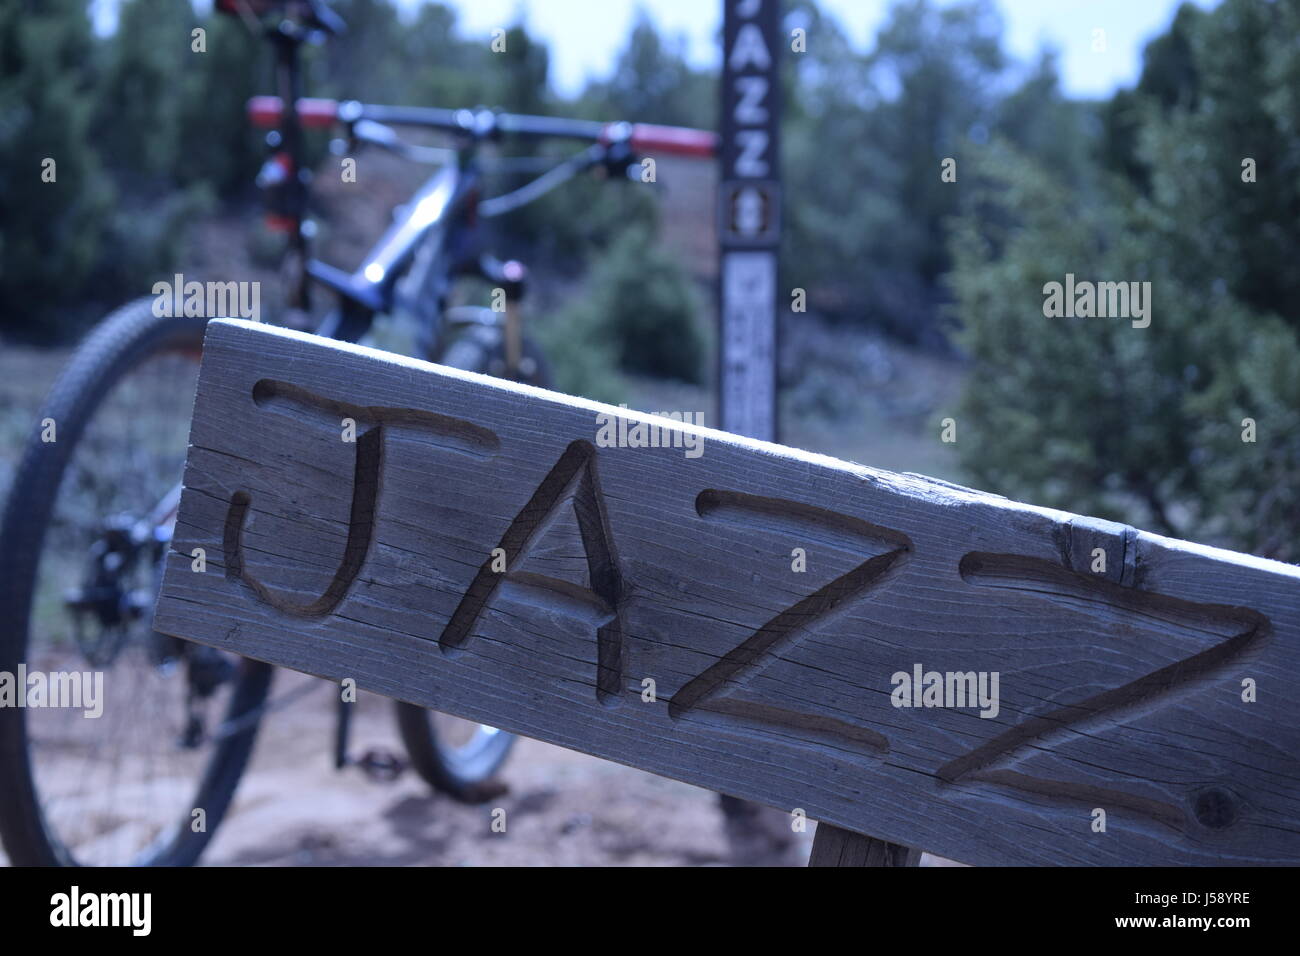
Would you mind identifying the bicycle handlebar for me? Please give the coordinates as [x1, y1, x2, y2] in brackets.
[249, 96, 338, 129]
[616, 123, 718, 159]
[246, 96, 718, 158]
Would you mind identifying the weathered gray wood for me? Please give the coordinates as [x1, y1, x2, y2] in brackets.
[155, 319, 1300, 866]
[809, 823, 920, 867]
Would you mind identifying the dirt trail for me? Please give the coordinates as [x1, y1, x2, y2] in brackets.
[199, 673, 963, 866]
[201, 672, 800, 866]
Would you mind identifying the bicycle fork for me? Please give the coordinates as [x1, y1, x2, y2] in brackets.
[462, 254, 529, 379]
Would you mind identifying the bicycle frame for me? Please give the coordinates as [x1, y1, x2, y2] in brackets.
[213, 0, 718, 767]
[246, 9, 717, 365]
[307, 161, 473, 351]
[249, 52, 471, 361]
[0, 2, 722, 868]
[249, 16, 454, 349]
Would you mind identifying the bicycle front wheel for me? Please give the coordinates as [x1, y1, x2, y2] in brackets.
[0, 300, 273, 866]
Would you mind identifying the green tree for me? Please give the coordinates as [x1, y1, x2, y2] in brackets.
[401, 3, 502, 109]
[1098, 2, 1203, 189]
[948, 143, 1209, 535]
[321, 0, 409, 103]
[492, 23, 550, 115]
[491, 18, 664, 266]
[541, 224, 706, 390]
[782, 0, 1010, 348]
[89, 0, 211, 304]
[995, 50, 1094, 193]
[93, 0, 194, 185]
[0, 0, 113, 338]
[949, 0, 1300, 561]
[177, 11, 263, 197]
[583, 11, 713, 129]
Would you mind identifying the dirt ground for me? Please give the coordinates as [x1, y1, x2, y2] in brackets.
[184, 674, 961, 866]
[199, 672, 805, 867]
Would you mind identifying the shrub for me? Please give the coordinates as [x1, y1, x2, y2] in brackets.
[559, 224, 706, 383]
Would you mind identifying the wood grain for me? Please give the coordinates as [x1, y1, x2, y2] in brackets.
[809, 823, 920, 867]
[154, 319, 1300, 866]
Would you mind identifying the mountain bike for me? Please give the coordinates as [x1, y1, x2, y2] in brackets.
[0, 0, 715, 866]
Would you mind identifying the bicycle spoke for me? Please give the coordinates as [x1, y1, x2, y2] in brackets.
[20, 343, 250, 865]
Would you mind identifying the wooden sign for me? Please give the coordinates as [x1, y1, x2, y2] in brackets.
[155, 320, 1300, 866]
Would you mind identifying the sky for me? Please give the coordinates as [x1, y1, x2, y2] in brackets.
[100, 0, 1218, 100]
[410, 0, 1218, 99]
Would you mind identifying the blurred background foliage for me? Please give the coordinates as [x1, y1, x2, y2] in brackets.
[2, 0, 1298, 561]
[951, 0, 1300, 560]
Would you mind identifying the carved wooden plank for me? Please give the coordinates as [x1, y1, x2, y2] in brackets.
[809, 823, 920, 867]
[154, 319, 1300, 866]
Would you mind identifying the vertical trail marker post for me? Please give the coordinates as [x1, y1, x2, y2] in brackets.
[719, 0, 781, 444]
[718, 1, 910, 865]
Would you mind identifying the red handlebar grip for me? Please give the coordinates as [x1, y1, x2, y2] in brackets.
[618, 123, 717, 159]
[247, 96, 339, 129]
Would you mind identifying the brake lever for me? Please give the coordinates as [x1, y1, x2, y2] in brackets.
[332, 119, 454, 165]
[596, 122, 640, 181]
[308, 0, 347, 36]
[353, 118, 399, 149]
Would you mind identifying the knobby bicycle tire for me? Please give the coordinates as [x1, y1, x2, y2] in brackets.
[0, 300, 273, 866]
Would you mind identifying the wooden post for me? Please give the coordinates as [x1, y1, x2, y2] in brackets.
[809, 823, 921, 867]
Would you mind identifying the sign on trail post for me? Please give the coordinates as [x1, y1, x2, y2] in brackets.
[719, 0, 781, 442]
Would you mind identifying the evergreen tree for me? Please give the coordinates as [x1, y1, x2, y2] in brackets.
[0, 0, 113, 338]
[585, 11, 713, 129]
[783, 0, 1011, 347]
[950, 0, 1300, 561]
